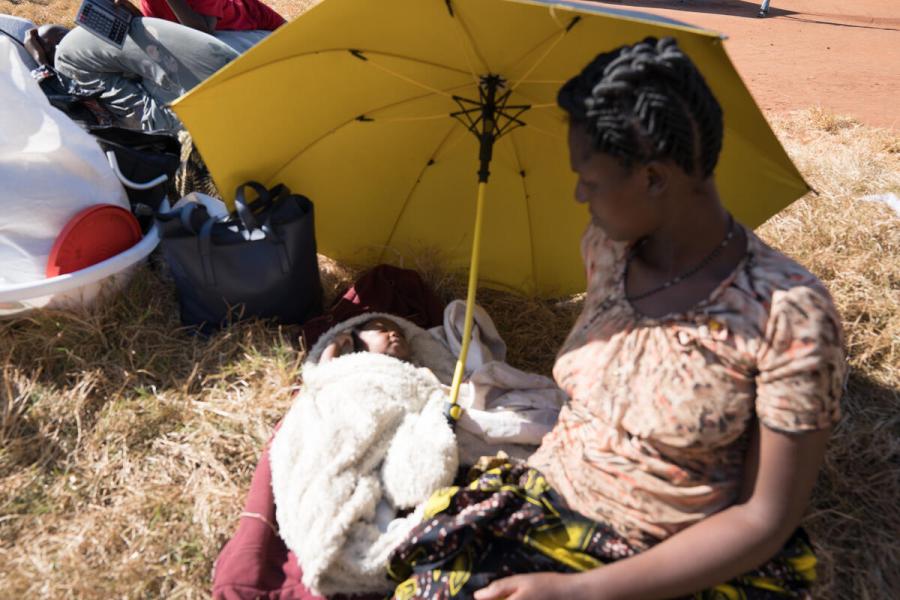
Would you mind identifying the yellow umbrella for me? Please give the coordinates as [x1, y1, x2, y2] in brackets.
[173, 0, 808, 412]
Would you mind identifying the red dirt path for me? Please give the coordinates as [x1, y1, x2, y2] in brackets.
[592, 1, 900, 129]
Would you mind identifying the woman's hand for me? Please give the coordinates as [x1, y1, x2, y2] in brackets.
[474, 572, 591, 600]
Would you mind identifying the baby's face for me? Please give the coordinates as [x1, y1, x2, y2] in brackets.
[357, 318, 411, 360]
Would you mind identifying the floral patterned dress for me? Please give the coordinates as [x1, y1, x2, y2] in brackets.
[529, 223, 846, 547]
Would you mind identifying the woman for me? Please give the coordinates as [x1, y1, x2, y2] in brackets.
[388, 37, 846, 600]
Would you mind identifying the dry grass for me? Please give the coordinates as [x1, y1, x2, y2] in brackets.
[2, 0, 76, 28]
[756, 109, 900, 598]
[2, 1, 899, 597]
[1, 109, 897, 600]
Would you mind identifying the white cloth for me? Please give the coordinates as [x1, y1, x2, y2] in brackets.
[430, 300, 566, 464]
[0, 37, 128, 290]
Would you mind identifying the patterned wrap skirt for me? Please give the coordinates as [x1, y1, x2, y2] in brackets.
[387, 460, 816, 600]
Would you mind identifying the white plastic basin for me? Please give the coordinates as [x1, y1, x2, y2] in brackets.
[0, 222, 161, 316]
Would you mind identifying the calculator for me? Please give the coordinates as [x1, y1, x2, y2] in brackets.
[75, 0, 134, 50]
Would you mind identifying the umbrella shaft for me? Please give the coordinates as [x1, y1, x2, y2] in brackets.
[477, 75, 501, 183]
[448, 180, 488, 414]
[478, 124, 494, 183]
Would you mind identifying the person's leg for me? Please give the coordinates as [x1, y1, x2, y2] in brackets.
[55, 17, 238, 132]
[212, 29, 270, 54]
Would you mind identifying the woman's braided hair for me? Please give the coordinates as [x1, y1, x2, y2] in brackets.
[558, 37, 723, 178]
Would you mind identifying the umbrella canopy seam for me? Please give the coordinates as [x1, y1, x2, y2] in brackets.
[178, 49, 474, 100]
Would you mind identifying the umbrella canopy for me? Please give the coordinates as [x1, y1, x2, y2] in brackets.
[173, 0, 808, 299]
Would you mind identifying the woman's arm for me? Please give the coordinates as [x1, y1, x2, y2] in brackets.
[162, 0, 218, 34]
[476, 421, 830, 600]
[23, 29, 52, 67]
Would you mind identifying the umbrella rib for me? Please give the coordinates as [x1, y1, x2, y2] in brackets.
[498, 30, 565, 75]
[494, 14, 578, 91]
[510, 19, 578, 91]
[264, 83, 475, 183]
[361, 57, 456, 98]
[523, 124, 564, 141]
[375, 114, 458, 123]
[363, 81, 477, 119]
[378, 122, 462, 261]
[447, 2, 491, 74]
[188, 49, 473, 95]
[445, 5, 483, 87]
[503, 90, 563, 139]
[506, 132, 538, 290]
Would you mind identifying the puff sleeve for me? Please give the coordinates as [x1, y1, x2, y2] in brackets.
[755, 285, 846, 433]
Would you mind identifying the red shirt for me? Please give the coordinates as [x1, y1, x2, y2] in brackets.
[140, 0, 285, 31]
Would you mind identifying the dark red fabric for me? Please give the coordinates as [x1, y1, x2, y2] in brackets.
[212, 265, 444, 600]
[211, 431, 312, 600]
[140, 0, 286, 31]
[301, 264, 445, 349]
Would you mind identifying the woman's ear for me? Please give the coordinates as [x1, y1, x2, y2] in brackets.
[644, 160, 671, 196]
[644, 161, 669, 196]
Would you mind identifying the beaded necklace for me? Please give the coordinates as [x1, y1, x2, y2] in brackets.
[625, 215, 737, 302]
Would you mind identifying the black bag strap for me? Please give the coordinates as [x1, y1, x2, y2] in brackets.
[198, 217, 217, 286]
[178, 202, 206, 234]
[233, 181, 294, 275]
[173, 202, 216, 285]
[234, 181, 271, 232]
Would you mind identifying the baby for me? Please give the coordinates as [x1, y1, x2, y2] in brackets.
[273, 310, 564, 595]
[319, 316, 412, 362]
[273, 314, 457, 596]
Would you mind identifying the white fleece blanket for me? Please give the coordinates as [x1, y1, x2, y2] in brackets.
[270, 306, 565, 595]
[270, 351, 457, 596]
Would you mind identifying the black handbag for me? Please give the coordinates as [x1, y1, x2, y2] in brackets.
[156, 181, 323, 333]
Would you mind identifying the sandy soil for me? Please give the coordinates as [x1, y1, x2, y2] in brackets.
[5, 0, 898, 128]
[593, 1, 900, 129]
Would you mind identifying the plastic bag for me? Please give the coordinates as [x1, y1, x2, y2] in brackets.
[0, 38, 128, 297]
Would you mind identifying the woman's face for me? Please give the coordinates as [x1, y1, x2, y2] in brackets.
[356, 317, 411, 360]
[567, 125, 660, 242]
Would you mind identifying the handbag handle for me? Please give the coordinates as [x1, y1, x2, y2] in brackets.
[177, 201, 209, 234]
[171, 202, 217, 285]
[234, 181, 271, 232]
[234, 181, 292, 275]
